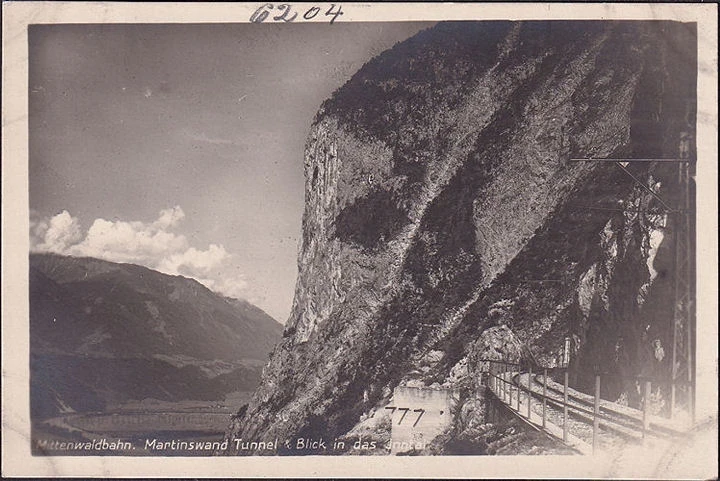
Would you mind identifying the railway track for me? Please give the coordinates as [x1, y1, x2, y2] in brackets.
[527, 373, 680, 438]
[486, 367, 686, 454]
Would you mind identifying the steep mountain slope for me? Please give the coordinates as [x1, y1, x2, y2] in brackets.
[227, 21, 696, 453]
[30, 253, 283, 418]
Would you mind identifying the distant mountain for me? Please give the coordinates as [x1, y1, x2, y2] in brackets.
[30, 253, 283, 418]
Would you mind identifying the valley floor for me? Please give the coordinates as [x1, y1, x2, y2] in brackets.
[31, 391, 251, 456]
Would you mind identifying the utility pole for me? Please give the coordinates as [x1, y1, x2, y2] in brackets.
[670, 130, 695, 421]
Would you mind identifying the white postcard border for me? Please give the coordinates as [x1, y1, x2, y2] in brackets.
[2, 2, 717, 478]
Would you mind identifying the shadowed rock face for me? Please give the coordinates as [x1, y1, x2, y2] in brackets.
[227, 21, 696, 451]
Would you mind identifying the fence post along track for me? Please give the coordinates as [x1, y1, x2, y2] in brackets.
[542, 368, 547, 429]
[501, 363, 505, 401]
[563, 370, 569, 443]
[593, 375, 600, 453]
[643, 381, 651, 440]
[508, 365, 513, 406]
[527, 365, 533, 419]
[480, 359, 690, 455]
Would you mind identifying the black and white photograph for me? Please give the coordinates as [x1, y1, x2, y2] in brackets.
[2, 2, 717, 478]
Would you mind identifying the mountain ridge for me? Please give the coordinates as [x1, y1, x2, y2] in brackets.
[30, 252, 283, 418]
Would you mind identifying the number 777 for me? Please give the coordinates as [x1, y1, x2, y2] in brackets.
[384, 407, 425, 426]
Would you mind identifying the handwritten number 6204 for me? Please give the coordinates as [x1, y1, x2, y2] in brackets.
[250, 4, 344, 24]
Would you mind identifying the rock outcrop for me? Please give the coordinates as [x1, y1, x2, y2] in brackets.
[226, 21, 696, 453]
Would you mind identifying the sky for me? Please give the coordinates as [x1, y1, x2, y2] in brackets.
[28, 22, 434, 322]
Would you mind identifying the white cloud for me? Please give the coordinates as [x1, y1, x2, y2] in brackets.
[154, 206, 185, 229]
[73, 216, 189, 264]
[30, 207, 250, 301]
[157, 244, 228, 277]
[193, 275, 249, 301]
[30, 210, 83, 253]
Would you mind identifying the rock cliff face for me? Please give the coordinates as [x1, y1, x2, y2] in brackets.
[227, 21, 695, 452]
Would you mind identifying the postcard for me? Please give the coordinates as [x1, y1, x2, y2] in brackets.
[2, 2, 717, 478]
